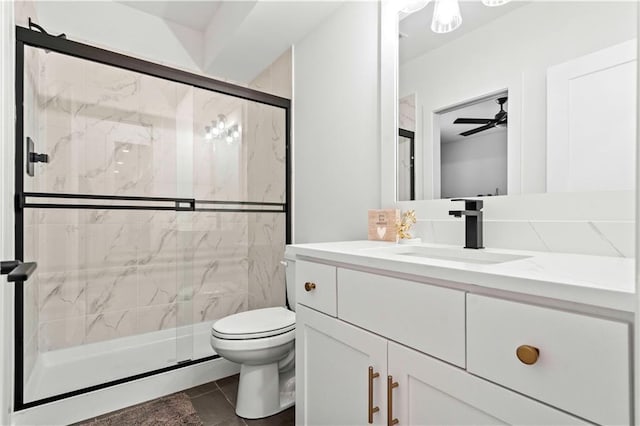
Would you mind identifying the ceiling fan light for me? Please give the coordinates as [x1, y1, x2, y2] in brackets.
[481, 0, 511, 6]
[431, 0, 462, 34]
[400, 0, 430, 14]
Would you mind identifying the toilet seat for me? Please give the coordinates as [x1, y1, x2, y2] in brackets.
[211, 307, 295, 340]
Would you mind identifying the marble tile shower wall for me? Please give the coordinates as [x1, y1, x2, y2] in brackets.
[23, 48, 287, 352]
[23, 45, 42, 381]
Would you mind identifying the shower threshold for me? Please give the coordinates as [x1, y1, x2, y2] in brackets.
[24, 321, 215, 403]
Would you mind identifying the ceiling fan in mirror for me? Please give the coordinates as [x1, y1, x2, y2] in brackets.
[453, 97, 508, 137]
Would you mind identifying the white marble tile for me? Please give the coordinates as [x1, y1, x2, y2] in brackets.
[39, 316, 85, 351]
[417, 220, 465, 246]
[248, 213, 286, 309]
[80, 223, 139, 269]
[137, 264, 178, 306]
[246, 103, 286, 203]
[137, 303, 177, 335]
[484, 221, 550, 252]
[85, 267, 137, 315]
[38, 123, 83, 193]
[136, 222, 178, 267]
[248, 246, 285, 310]
[24, 334, 38, 384]
[193, 292, 247, 323]
[587, 221, 634, 258]
[38, 270, 86, 321]
[24, 279, 39, 343]
[530, 221, 624, 257]
[85, 309, 137, 344]
[38, 224, 82, 273]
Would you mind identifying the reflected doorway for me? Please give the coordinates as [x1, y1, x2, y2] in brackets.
[398, 128, 415, 201]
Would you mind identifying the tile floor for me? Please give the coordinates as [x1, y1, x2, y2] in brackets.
[80, 374, 294, 426]
[187, 374, 294, 426]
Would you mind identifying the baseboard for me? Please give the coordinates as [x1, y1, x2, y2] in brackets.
[11, 357, 240, 425]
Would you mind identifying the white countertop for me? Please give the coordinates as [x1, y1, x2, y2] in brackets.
[285, 241, 636, 312]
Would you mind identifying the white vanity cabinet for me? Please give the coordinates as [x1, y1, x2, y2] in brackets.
[388, 342, 587, 426]
[295, 262, 615, 425]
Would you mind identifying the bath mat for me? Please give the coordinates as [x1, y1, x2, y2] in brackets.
[79, 392, 203, 425]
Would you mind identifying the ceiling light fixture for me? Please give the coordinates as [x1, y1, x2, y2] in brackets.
[205, 114, 241, 143]
[401, 0, 507, 35]
[481, 0, 511, 6]
[431, 0, 462, 34]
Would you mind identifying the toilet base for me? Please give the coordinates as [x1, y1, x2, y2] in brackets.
[235, 362, 295, 419]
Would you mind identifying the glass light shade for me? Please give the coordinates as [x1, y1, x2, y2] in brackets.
[400, 0, 430, 14]
[232, 129, 240, 139]
[211, 127, 220, 136]
[431, 0, 462, 34]
[225, 135, 233, 144]
[481, 0, 511, 6]
[217, 114, 226, 129]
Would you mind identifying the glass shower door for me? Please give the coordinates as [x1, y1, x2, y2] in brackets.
[16, 32, 289, 409]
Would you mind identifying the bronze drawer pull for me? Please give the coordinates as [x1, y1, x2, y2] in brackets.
[368, 366, 380, 423]
[304, 282, 316, 291]
[387, 375, 399, 425]
[516, 345, 540, 365]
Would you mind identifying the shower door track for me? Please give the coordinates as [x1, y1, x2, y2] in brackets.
[14, 26, 292, 411]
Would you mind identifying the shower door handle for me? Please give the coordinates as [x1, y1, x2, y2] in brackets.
[1, 260, 37, 282]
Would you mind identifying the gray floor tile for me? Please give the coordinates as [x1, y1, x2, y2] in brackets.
[213, 417, 247, 426]
[185, 381, 220, 398]
[215, 374, 240, 388]
[243, 407, 294, 426]
[190, 389, 238, 426]
[217, 378, 239, 407]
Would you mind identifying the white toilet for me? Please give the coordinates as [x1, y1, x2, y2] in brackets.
[210, 258, 296, 419]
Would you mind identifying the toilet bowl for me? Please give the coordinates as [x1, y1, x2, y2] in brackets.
[210, 259, 297, 419]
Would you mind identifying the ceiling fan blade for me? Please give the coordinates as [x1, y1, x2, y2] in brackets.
[453, 118, 493, 124]
[460, 123, 495, 137]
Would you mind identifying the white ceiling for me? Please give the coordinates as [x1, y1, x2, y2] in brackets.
[399, 0, 528, 65]
[117, 0, 343, 83]
[439, 96, 507, 144]
[117, 1, 223, 30]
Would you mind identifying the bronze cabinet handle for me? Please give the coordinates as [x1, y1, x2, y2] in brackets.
[387, 375, 399, 425]
[516, 345, 540, 365]
[368, 367, 380, 423]
[304, 282, 316, 292]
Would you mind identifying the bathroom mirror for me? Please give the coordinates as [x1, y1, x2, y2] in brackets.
[396, 0, 637, 201]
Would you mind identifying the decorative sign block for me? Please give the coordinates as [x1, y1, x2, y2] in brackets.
[368, 209, 400, 242]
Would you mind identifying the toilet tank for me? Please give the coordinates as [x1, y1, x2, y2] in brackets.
[284, 256, 296, 311]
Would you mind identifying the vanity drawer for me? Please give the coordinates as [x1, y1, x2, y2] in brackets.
[337, 268, 466, 367]
[467, 294, 630, 425]
[296, 260, 337, 316]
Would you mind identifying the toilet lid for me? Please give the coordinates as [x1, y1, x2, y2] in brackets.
[211, 307, 295, 340]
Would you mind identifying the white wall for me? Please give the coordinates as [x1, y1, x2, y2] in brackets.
[400, 1, 637, 198]
[440, 131, 507, 199]
[293, 2, 380, 243]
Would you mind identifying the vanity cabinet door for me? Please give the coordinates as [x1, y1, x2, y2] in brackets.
[388, 342, 588, 426]
[296, 304, 388, 425]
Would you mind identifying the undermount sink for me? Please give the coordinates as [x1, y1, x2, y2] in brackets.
[367, 245, 531, 265]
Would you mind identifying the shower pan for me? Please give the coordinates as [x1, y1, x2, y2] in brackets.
[12, 26, 291, 410]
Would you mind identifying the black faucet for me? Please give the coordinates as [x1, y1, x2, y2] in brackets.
[448, 199, 484, 249]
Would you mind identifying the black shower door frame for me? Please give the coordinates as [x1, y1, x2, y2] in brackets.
[14, 25, 291, 411]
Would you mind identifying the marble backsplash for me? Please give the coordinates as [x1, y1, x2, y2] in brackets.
[22, 44, 289, 353]
[402, 191, 635, 258]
